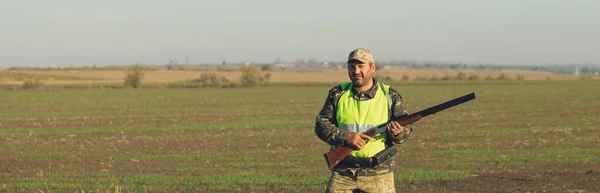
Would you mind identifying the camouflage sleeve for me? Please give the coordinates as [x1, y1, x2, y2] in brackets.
[388, 87, 413, 144]
[315, 86, 348, 146]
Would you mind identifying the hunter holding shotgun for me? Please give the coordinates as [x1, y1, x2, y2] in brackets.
[315, 48, 413, 192]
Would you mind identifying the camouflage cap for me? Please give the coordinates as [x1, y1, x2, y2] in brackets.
[347, 48, 374, 64]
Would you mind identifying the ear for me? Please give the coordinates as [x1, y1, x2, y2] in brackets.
[371, 63, 377, 71]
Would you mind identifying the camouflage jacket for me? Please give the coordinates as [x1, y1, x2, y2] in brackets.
[315, 80, 413, 172]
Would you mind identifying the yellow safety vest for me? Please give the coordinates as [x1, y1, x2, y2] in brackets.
[336, 82, 391, 158]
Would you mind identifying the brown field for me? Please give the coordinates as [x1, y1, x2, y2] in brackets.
[0, 68, 588, 85]
[1, 68, 599, 192]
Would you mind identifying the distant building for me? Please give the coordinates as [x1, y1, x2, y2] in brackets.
[242, 62, 252, 67]
[274, 63, 295, 68]
[381, 65, 405, 70]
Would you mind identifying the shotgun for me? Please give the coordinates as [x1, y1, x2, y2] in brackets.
[324, 92, 476, 169]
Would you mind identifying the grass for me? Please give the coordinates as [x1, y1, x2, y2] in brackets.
[1, 80, 599, 192]
[0, 118, 309, 138]
[7, 171, 327, 192]
[22, 152, 69, 159]
[394, 169, 472, 182]
[426, 147, 600, 170]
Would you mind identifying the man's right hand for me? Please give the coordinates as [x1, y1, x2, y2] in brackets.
[344, 132, 373, 150]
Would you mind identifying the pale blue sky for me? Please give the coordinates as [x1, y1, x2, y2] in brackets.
[1, 0, 598, 67]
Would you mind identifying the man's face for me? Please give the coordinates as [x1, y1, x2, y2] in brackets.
[347, 60, 376, 88]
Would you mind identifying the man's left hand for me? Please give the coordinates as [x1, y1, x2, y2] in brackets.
[387, 121, 403, 136]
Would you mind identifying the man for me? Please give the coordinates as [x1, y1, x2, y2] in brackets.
[315, 48, 413, 193]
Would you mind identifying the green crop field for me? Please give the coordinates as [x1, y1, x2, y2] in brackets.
[1, 80, 599, 192]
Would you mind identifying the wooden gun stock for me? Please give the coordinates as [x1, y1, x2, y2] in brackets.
[323, 92, 476, 169]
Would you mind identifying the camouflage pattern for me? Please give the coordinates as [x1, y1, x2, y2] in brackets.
[327, 170, 396, 193]
[347, 48, 375, 64]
